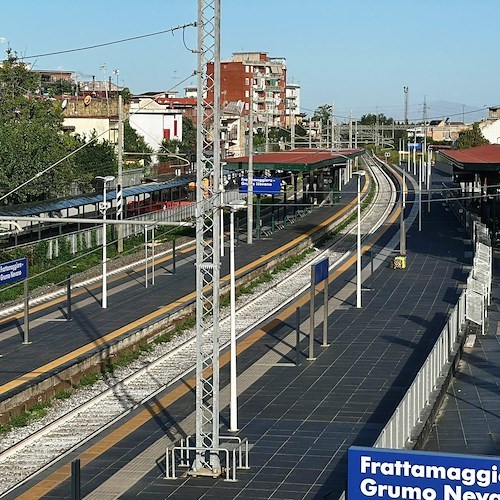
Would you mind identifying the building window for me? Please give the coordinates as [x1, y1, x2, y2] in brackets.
[245, 65, 249, 73]
[245, 78, 249, 85]
[245, 90, 249, 98]
[245, 102, 249, 111]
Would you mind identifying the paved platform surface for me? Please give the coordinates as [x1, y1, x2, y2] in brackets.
[13, 176, 476, 499]
[422, 250, 500, 456]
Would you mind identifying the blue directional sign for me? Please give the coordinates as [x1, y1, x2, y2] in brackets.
[0, 258, 28, 285]
[408, 143, 422, 150]
[239, 177, 281, 195]
[313, 257, 329, 285]
[348, 446, 500, 499]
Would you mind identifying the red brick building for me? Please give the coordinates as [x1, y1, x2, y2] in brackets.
[207, 52, 287, 128]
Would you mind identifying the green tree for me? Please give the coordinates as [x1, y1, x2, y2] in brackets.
[160, 115, 197, 158]
[71, 132, 117, 192]
[124, 120, 152, 168]
[312, 104, 332, 123]
[455, 122, 489, 150]
[360, 113, 394, 125]
[0, 49, 75, 204]
[43, 79, 73, 97]
[294, 123, 307, 137]
[120, 87, 132, 104]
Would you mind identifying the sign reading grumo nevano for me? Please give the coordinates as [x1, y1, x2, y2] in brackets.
[348, 446, 500, 499]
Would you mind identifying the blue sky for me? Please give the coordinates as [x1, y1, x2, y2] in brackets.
[2, 0, 499, 122]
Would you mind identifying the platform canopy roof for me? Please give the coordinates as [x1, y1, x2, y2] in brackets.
[439, 144, 500, 172]
[0, 176, 193, 217]
[224, 148, 364, 172]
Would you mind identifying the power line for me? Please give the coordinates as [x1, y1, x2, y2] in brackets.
[20, 23, 196, 59]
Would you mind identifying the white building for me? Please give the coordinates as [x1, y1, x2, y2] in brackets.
[128, 94, 183, 154]
[285, 83, 301, 127]
[479, 106, 500, 144]
[64, 116, 118, 143]
[184, 86, 197, 98]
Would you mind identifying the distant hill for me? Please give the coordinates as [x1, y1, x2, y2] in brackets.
[425, 101, 488, 125]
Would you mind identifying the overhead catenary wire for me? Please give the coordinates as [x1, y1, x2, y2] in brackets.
[20, 23, 197, 60]
[301, 103, 492, 124]
[3, 17, 199, 204]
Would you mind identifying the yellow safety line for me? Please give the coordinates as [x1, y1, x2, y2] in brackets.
[0, 243, 197, 324]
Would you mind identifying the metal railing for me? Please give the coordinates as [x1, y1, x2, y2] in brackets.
[339, 211, 492, 499]
[373, 289, 467, 449]
[34, 190, 243, 259]
[373, 226, 490, 451]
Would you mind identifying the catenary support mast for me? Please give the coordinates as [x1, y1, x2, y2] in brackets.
[192, 0, 223, 476]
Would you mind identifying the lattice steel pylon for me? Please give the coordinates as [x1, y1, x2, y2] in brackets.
[191, 0, 223, 476]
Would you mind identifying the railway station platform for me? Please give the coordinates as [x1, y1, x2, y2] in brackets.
[10, 170, 481, 499]
[422, 249, 500, 457]
[0, 183, 362, 396]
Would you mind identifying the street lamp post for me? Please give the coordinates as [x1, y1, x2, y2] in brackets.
[94, 175, 115, 309]
[224, 199, 246, 432]
[353, 171, 365, 308]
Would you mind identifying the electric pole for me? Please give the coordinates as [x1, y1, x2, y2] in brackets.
[330, 102, 335, 149]
[117, 95, 124, 253]
[403, 86, 409, 125]
[247, 80, 254, 244]
[349, 110, 353, 149]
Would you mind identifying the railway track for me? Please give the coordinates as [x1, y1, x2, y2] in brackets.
[0, 156, 398, 497]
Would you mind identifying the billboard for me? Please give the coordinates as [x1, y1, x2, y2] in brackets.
[239, 177, 281, 195]
[348, 446, 500, 499]
[0, 258, 28, 285]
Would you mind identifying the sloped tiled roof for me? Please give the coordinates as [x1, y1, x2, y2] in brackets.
[440, 144, 500, 165]
[225, 148, 363, 172]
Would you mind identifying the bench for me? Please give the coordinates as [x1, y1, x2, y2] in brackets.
[261, 226, 273, 237]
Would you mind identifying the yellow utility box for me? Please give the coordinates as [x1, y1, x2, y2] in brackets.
[393, 256, 406, 269]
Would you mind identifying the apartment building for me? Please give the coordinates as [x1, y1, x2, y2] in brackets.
[207, 52, 287, 128]
[426, 119, 468, 142]
[285, 82, 301, 127]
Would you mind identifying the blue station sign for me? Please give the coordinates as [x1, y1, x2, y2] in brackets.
[239, 177, 281, 195]
[348, 446, 500, 500]
[313, 257, 329, 285]
[0, 258, 28, 285]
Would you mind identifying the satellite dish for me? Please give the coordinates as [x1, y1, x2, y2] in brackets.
[61, 99, 68, 110]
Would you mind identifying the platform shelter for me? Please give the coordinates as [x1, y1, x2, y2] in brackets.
[438, 144, 500, 240]
[225, 148, 364, 206]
